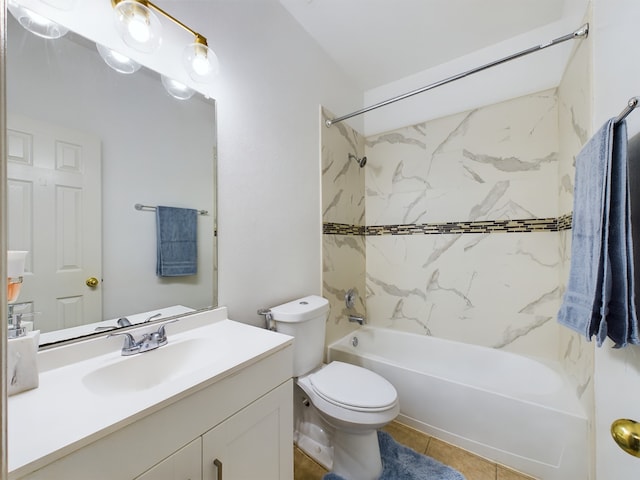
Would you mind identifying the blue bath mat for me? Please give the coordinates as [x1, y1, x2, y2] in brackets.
[322, 430, 466, 480]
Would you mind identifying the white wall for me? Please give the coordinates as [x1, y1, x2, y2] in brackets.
[592, 0, 640, 477]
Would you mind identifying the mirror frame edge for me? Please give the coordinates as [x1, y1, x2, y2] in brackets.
[1, 0, 8, 477]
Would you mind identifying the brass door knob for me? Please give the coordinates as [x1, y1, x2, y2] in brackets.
[611, 419, 640, 457]
[86, 277, 100, 288]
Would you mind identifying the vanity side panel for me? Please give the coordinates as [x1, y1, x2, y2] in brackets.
[12, 346, 293, 480]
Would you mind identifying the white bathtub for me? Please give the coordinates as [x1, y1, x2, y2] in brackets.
[328, 326, 588, 480]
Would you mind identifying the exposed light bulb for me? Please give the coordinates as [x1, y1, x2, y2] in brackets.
[191, 50, 211, 76]
[126, 12, 151, 44]
[183, 41, 219, 82]
[113, 0, 161, 53]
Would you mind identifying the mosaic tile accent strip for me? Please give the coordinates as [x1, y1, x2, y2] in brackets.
[323, 223, 366, 235]
[323, 214, 573, 236]
[557, 213, 573, 231]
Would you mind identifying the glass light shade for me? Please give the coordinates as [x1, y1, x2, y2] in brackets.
[97, 44, 141, 74]
[161, 75, 195, 100]
[40, 0, 76, 10]
[7, 1, 68, 39]
[183, 42, 219, 82]
[113, 0, 162, 53]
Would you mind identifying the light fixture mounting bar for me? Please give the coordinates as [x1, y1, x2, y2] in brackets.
[111, 0, 210, 46]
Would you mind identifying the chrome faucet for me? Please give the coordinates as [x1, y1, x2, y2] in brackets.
[109, 320, 177, 356]
[345, 289, 366, 325]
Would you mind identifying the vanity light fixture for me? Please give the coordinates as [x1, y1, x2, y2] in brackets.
[111, 0, 220, 82]
[96, 43, 142, 74]
[7, 0, 69, 39]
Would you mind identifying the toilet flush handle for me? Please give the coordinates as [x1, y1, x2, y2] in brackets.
[257, 308, 276, 331]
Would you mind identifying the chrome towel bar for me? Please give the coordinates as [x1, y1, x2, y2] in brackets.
[134, 203, 208, 216]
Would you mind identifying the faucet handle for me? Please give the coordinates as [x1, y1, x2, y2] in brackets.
[108, 331, 137, 350]
[154, 319, 179, 341]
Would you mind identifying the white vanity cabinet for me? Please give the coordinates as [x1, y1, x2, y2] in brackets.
[10, 315, 294, 480]
[136, 381, 292, 480]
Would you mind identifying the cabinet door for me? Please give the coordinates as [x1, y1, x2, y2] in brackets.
[136, 438, 202, 480]
[202, 380, 293, 480]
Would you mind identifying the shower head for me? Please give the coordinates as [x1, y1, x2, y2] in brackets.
[348, 153, 367, 168]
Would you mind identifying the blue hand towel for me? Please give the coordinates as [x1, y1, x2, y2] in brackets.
[156, 206, 198, 277]
[322, 430, 465, 480]
[558, 119, 639, 347]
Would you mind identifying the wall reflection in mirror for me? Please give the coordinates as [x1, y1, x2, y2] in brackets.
[6, 14, 218, 347]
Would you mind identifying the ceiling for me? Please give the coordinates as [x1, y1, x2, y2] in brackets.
[278, 0, 586, 91]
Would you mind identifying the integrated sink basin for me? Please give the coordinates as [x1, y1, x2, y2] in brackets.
[82, 337, 222, 395]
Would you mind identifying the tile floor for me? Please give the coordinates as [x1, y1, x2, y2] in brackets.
[293, 421, 537, 480]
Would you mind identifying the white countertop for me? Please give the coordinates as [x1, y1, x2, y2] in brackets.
[8, 307, 293, 477]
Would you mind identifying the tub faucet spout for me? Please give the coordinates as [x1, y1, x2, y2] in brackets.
[348, 314, 366, 326]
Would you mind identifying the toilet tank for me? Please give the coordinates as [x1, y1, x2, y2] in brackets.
[270, 295, 330, 377]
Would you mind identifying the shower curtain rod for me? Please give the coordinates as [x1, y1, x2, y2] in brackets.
[325, 23, 589, 128]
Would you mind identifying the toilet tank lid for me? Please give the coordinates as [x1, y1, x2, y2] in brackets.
[270, 295, 330, 323]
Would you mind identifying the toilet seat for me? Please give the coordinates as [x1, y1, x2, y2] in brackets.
[308, 361, 397, 412]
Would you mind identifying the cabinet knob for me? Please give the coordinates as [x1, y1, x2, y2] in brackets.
[213, 458, 223, 480]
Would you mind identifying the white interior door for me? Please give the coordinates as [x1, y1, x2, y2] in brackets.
[7, 113, 102, 333]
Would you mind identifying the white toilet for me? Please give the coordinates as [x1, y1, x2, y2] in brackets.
[270, 295, 399, 480]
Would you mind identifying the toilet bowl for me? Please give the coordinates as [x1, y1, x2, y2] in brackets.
[298, 362, 399, 480]
[269, 295, 399, 480]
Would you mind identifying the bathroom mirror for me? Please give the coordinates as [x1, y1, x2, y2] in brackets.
[6, 15, 218, 347]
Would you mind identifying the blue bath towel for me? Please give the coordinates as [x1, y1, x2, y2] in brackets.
[557, 119, 639, 347]
[156, 206, 198, 277]
[322, 430, 465, 480]
[604, 120, 639, 346]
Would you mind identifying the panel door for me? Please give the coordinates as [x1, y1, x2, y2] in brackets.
[7, 113, 102, 332]
[202, 380, 293, 480]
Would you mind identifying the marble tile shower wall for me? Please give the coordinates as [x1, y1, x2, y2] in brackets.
[321, 108, 367, 346]
[322, 41, 591, 372]
[364, 90, 563, 360]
